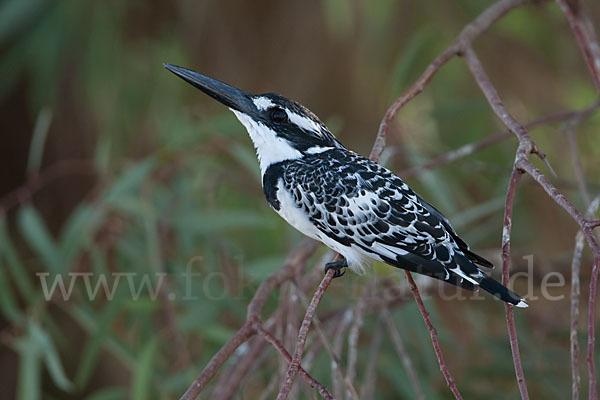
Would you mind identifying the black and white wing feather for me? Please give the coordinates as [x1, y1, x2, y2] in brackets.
[266, 148, 525, 306]
[278, 148, 489, 289]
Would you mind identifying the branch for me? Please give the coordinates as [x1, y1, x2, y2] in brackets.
[401, 102, 600, 179]
[371, 0, 535, 161]
[255, 325, 334, 400]
[565, 117, 593, 207]
[179, 322, 256, 400]
[179, 240, 318, 400]
[360, 315, 384, 400]
[462, 46, 553, 174]
[276, 268, 336, 400]
[501, 168, 530, 400]
[556, 0, 600, 92]
[570, 247, 583, 400]
[460, 26, 600, 400]
[517, 161, 600, 254]
[588, 255, 600, 400]
[514, 160, 600, 400]
[346, 291, 367, 398]
[212, 337, 266, 400]
[332, 308, 353, 399]
[371, 2, 545, 398]
[573, 197, 600, 400]
[179, 1, 600, 398]
[404, 272, 463, 399]
[570, 218, 589, 400]
[382, 308, 425, 400]
[291, 279, 360, 399]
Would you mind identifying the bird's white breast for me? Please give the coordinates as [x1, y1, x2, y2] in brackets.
[274, 180, 368, 274]
[275, 181, 321, 240]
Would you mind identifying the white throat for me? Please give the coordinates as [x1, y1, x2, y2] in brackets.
[231, 109, 302, 176]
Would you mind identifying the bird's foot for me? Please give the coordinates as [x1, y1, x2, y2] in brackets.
[324, 258, 348, 279]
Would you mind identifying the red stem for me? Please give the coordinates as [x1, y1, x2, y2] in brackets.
[256, 325, 334, 400]
[555, 0, 600, 92]
[179, 323, 255, 400]
[404, 271, 463, 400]
[276, 269, 336, 400]
[501, 169, 530, 400]
[571, 230, 586, 400]
[588, 256, 600, 400]
[179, 241, 318, 400]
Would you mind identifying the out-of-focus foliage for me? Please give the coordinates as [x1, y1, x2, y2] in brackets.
[0, 1, 599, 399]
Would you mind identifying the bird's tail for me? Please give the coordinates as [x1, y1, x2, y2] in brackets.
[478, 276, 528, 308]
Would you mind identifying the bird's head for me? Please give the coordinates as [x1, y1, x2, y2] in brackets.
[164, 64, 343, 173]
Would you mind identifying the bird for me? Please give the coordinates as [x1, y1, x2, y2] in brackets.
[164, 63, 527, 308]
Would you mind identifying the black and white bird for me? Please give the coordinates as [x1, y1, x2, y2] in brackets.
[164, 64, 527, 308]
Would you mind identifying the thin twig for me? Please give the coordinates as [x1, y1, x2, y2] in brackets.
[382, 308, 425, 400]
[332, 309, 353, 399]
[346, 291, 367, 399]
[556, 0, 600, 91]
[461, 30, 600, 399]
[179, 240, 318, 400]
[212, 337, 266, 400]
[371, 0, 535, 162]
[463, 28, 600, 400]
[566, 104, 599, 400]
[258, 372, 281, 400]
[372, 7, 544, 394]
[292, 279, 361, 399]
[368, 7, 540, 397]
[404, 271, 463, 400]
[401, 102, 600, 179]
[516, 158, 600, 400]
[571, 227, 586, 400]
[179, 323, 256, 400]
[588, 255, 600, 400]
[282, 281, 300, 396]
[360, 315, 384, 400]
[501, 168, 530, 400]
[516, 160, 600, 254]
[573, 196, 600, 400]
[276, 268, 336, 400]
[178, 1, 600, 398]
[462, 46, 535, 157]
[565, 118, 592, 207]
[256, 325, 334, 400]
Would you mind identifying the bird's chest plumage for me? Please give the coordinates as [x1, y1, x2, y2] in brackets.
[259, 150, 457, 276]
[274, 182, 321, 239]
[261, 155, 371, 273]
[273, 179, 367, 272]
[263, 162, 315, 235]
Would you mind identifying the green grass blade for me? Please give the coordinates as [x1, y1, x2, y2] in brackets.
[130, 339, 158, 400]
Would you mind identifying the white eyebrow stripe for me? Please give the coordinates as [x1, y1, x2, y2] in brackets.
[252, 96, 275, 110]
[287, 111, 322, 136]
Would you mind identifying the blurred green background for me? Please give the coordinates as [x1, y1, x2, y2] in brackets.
[1, 0, 600, 399]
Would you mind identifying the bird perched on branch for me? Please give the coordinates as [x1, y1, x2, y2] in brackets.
[164, 63, 527, 308]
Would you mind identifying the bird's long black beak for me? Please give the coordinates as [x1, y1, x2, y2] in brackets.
[163, 63, 256, 115]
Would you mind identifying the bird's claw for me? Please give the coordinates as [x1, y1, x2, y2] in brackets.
[324, 259, 348, 279]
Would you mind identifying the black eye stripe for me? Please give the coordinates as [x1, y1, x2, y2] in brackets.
[270, 107, 288, 123]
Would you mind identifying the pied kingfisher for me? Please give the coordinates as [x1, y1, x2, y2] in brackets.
[164, 64, 527, 308]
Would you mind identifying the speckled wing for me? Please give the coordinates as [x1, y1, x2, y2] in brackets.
[281, 148, 488, 288]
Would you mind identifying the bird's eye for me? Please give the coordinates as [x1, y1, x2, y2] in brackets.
[270, 108, 288, 123]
